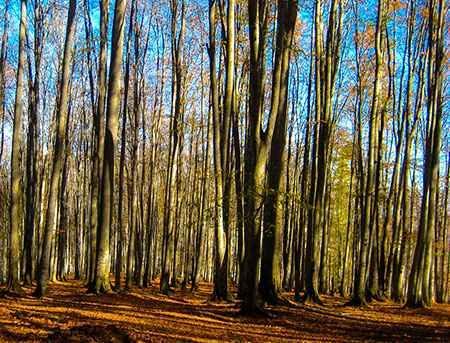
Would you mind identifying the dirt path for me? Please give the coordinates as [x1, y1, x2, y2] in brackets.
[0, 280, 449, 342]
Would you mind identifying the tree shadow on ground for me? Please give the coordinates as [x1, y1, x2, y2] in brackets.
[0, 280, 449, 342]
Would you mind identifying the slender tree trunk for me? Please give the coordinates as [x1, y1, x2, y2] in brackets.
[242, 0, 297, 313]
[35, 0, 76, 297]
[0, 0, 9, 167]
[23, 0, 43, 285]
[305, 0, 341, 304]
[88, 0, 109, 287]
[259, 0, 297, 304]
[407, 0, 445, 308]
[351, 0, 383, 306]
[93, 0, 127, 294]
[7, 0, 27, 293]
[160, 0, 185, 294]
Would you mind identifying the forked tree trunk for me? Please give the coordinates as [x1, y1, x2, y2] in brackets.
[88, 0, 109, 287]
[407, 0, 444, 308]
[93, 0, 127, 294]
[259, 0, 297, 305]
[160, 0, 185, 294]
[24, 0, 43, 285]
[351, 0, 383, 306]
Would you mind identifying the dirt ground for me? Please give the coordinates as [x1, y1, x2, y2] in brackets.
[0, 280, 449, 342]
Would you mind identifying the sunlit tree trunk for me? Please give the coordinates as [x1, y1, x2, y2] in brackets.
[126, 0, 139, 291]
[88, 0, 109, 287]
[23, 0, 43, 286]
[407, 0, 445, 308]
[242, 0, 297, 313]
[351, 0, 383, 306]
[305, 0, 341, 304]
[57, 141, 70, 281]
[160, 0, 185, 294]
[259, 0, 297, 305]
[35, 0, 76, 297]
[7, 0, 27, 293]
[0, 0, 9, 167]
[295, 33, 314, 300]
[440, 153, 449, 303]
[392, 3, 425, 301]
[93, 0, 127, 294]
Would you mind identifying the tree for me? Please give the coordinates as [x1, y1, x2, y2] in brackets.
[160, 0, 185, 294]
[350, 0, 384, 306]
[259, 0, 298, 305]
[0, 0, 447, 317]
[35, 0, 77, 297]
[0, 0, 9, 166]
[92, 0, 128, 294]
[407, 0, 445, 308]
[7, 0, 27, 294]
[242, 0, 298, 313]
[88, 0, 109, 288]
[115, 0, 133, 292]
[304, 0, 342, 304]
[23, 0, 44, 285]
[208, 0, 234, 301]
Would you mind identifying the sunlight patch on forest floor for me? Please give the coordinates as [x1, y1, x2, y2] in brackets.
[0, 280, 449, 342]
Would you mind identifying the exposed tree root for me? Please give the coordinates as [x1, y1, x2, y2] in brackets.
[210, 291, 234, 303]
[346, 295, 369, 308]
[302, 290, 324, 306]
[160, 287, 175, 296]
[239, 304, 276, 318]
[404, 298, 428, 309]
[0, 287, 25, 299]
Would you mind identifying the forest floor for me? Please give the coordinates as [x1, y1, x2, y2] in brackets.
[0, 279, 449, 342]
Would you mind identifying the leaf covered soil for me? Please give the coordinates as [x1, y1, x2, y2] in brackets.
[0, 280, 449, 342]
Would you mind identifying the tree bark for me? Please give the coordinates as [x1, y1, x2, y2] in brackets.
[93, 0, 127, 294]
[407, 0, 445, 308]
[8, 0, 27, 293]
[35, 0, 76, 297]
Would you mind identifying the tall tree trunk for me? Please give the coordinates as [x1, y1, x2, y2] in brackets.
[23, 0, 43, 285]
[126, 0, 139, 291]
[93, 0, 127, 294]
[242, 0, 297, 313]
[57, 143, 70, 281]
[351, 0, 383, 306]
[160, 0, 185, 294]
[0, 0, 9, 167]
[305, 0, 341, 304]
[88, 0, 109, 287]
[8, 0, 27, 293]
[35, 0, 76, 297]
[259, 0, 297, 305]
[440, 152, 449, 303]
[407, 0, 445, 308]
[208, 0, 228, 301]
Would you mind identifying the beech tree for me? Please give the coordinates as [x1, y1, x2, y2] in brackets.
[160, 0, 186, 294]
[92, 0, 128, 294]
[407, 0, 445, 308]
[241, 0, 298, 313]
[0, 0, 447, 316]
[88, 0, 109, 288]
[35, 0, 77, 297]
[7, 0, 27, 294]
[304, 0, 343, 304]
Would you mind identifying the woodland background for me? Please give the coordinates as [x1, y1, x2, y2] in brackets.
[0, 0, 448, 331]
